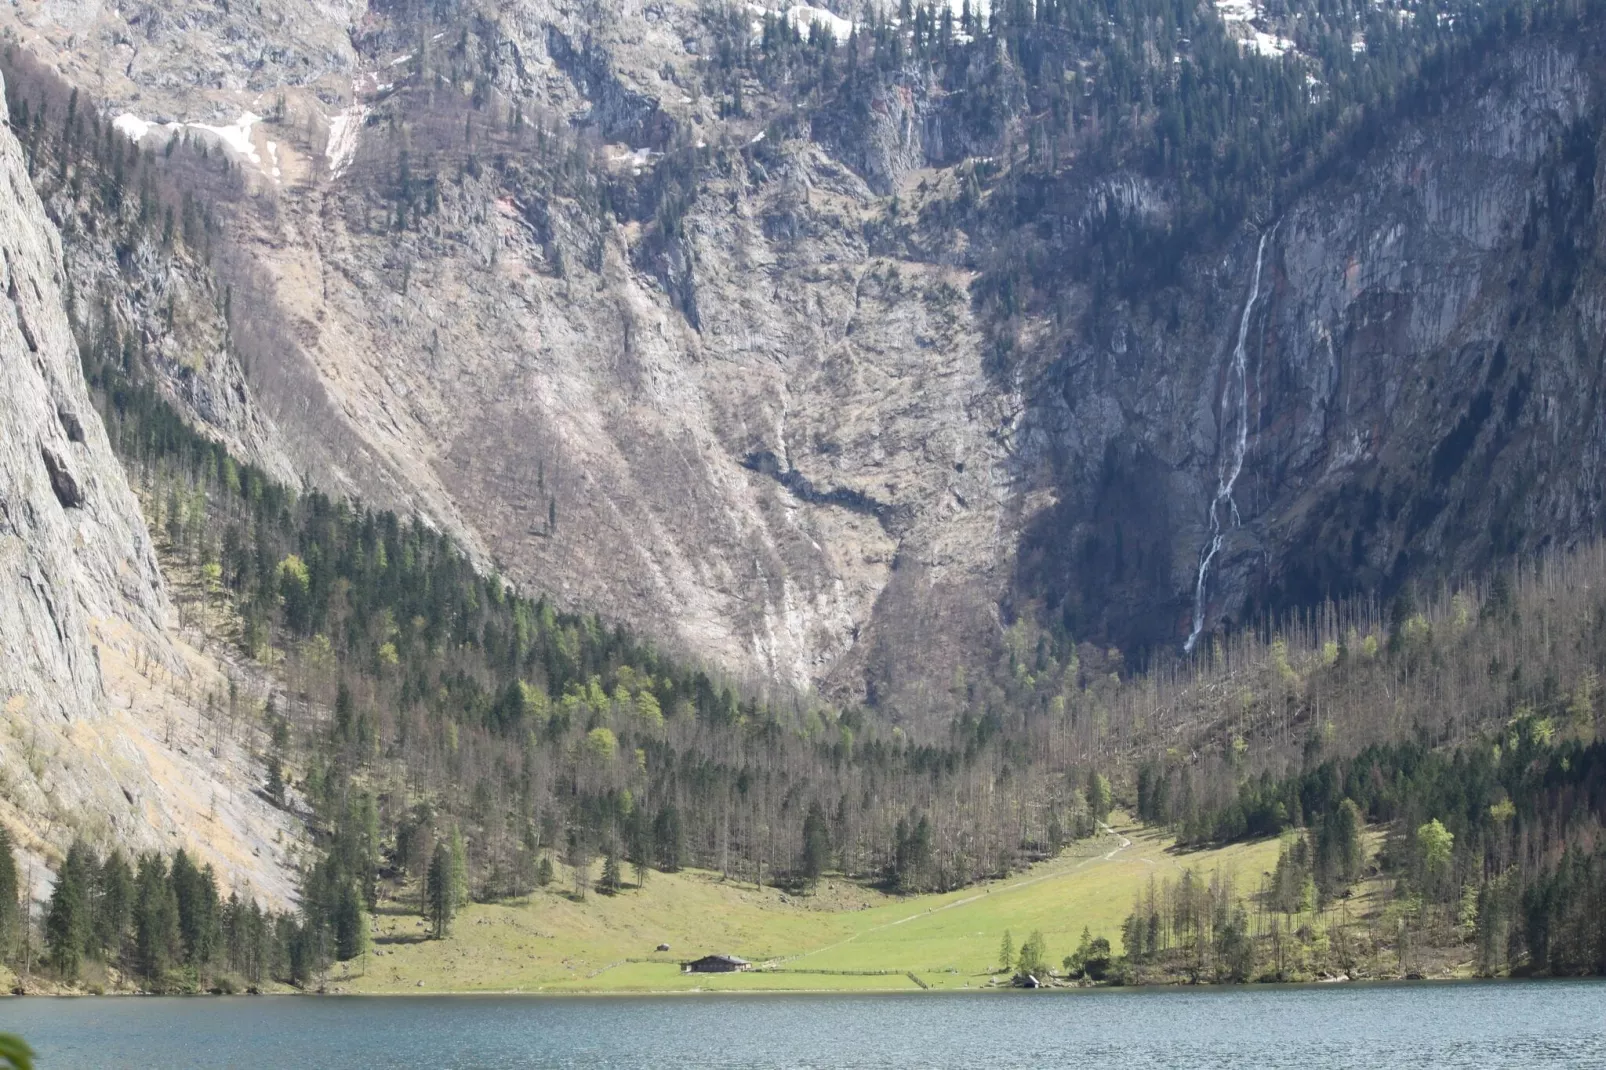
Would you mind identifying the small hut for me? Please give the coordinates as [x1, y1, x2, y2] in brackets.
[682, 954, 752, 973]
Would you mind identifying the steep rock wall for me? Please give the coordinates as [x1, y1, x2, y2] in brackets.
[0, 105, 300, 905]
[1018, 41, 1606, 651]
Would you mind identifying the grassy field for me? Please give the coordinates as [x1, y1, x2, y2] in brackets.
[337, 818, 1290, 994]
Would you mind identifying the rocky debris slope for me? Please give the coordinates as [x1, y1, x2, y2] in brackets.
[1, 0, 1021, 713]
[0, 107, 299, 906]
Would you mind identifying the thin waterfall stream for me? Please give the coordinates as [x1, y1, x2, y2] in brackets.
[1184, 226, 1275, 654]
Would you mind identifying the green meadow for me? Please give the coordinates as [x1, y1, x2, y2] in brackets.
[339, 820, 1287, 994]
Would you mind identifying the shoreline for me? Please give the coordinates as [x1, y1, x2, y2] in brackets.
[10, 974, 1600, 1000]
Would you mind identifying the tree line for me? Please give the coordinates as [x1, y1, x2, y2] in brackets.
[0, 829, 299, 992]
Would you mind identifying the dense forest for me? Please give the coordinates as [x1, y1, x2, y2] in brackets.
[5, 0, 1606, 989]
[1116, 733, 1606, 981]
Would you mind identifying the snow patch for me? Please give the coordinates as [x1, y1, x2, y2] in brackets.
[326, 102, 369, 176]
[191, 112, 263, 167]
[1214, 0, 1295, 58]
[1242, 29, 1293, 57]
[112, 113, 152, 141]
[611, 146, 658, 169]
[113, 111, 268, 170]
[785, 4, 855, 43]
[1214, 0, 1259, 22]
[745, 2, 857, 44]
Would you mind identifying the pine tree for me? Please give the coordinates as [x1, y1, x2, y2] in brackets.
[1016, 930, 1047, 979]
[1086, 771, 1112, 823]
[653, 806, 683, 873]
[93, 849, 134, 962]
[800, 801, 830, 891]
[426, 843, 456, 939]
[600, 845, 622, 894]
[45, 840, 92, 980]
[0, 826, 18, 961]
[448, 826, 469, 908]
[134, 854, 181, 988]
[265, 756, 286, 807]
[171, 851, 220, 973]
[334, 880, 369, 961]
[998, 930, 1014, 974]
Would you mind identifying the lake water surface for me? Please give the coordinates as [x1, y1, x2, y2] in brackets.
[1, 980, 1603, 1068]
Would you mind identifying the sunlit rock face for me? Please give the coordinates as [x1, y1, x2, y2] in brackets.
[0, 113, 301, 906]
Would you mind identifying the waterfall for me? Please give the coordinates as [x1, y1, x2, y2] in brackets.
[1184, 227, 1274, 654]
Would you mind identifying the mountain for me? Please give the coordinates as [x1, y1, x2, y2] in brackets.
[2, 0, 1605, 992]
[7, 0, 1604, 729]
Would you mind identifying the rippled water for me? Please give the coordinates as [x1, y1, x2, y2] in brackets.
[2, 980, 1603, 1068]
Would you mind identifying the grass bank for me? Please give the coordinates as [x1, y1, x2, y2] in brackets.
[335, 820, 1288, 994]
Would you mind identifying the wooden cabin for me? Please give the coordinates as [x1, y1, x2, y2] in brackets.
[682, 954, 752, 973]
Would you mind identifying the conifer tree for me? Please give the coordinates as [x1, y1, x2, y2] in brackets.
[800, 801, 830, 891]
[134, 854, 181, 988]
[45, 840, 92, 980]
[426, 843, 456, 939]
[93, 849, 134, 962]
[0, 827, 19, 961]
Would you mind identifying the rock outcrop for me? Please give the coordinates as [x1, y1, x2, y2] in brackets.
[0, 98, 169, 730]
[0, 110, 299, 905]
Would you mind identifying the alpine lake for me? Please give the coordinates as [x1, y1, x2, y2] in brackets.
[1, 978, 1604, 1068]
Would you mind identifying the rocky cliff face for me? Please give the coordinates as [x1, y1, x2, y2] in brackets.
[6, 0, 1606, 724]
[0, 102, 299, 905]
[1, 0, 1020, 717]
[1, 82, 169, 726]
[1017, 41, 1606, 653]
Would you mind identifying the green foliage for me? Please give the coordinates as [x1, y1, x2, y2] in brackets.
[1144, 729, 1606, 976]
[1085, 772, 1112, 824]
[426, 843, 458, 939]
[1062, 926, 1114, 981]
[0, 829, 19, 961]
[584, 727, 619, 764]
[800, 801, 831, 891]
[1014, 929, 1048, 980]
[1415, 818, 1455, 896]
[0, 1034, 33, 1070]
